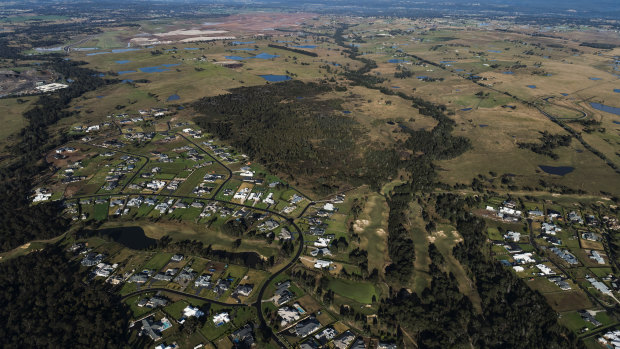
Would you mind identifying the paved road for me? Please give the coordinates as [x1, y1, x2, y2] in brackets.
[121, 287, 247, 307]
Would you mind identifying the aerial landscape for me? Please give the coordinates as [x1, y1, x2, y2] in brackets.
[1, 0, 620, 348]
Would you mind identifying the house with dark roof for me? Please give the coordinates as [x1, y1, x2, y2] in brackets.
[295, 317, 321, 338]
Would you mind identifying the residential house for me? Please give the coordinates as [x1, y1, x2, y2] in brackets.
[234, 284, 254, 297]
[295, 317, 321, 338]
[140, 316, 172, 341]
[230, 324, 255, 348]
[213, 312, 230, 326]
[278, 306, 301, 327]
[194, 274, 211, 288]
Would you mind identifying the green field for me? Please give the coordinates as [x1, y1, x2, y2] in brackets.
[327, 278, 377, 304]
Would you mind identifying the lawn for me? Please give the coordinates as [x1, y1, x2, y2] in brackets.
[93, 203, 109, 221]
[143, 252, 173, 270]
[327, 278, 377, 304]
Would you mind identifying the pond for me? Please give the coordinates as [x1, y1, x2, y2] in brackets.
[86, 51, 111, 56]
[254, 53, 279, 59]
[561, 93, 569, 96]
[118, 70, 137, 75]
[391, 86, 400, 89]
[479, 124, 488, 127]
[225, 55, 248, 61]
[539, 165, 575, 176]
[461, 107, 472, 111]
[613, 121, 620, 124]
[161, 63, 180, 68]
[90, 226, 157, 250]
[342, 110, 351, 114]
[388, 59, 410, 63]
[121, 79, 133, 83]
[184, 47, 199, 50]
[488, 50, 502, 53]
[589, 77, 601, 80]
[140, 66, 171, 73]
[232, 41, 255, 45]
[293, 45, 317, 48]
[440, 60, 456, 63]
[259, 75, 292, 82]
[167, 94, 180, 101]
[231, 48, 257, 51]
[116, 60, 131, 64]
[502, 71, 514, 74]
[590, 102, 620, 116]
[454, 68, 465, 72]
[614, 89, 620, 93]
[527, 85, 537, 89]
[112, 48, 140, 53]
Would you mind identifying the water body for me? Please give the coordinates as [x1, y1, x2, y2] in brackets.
[539, 165, 574, 176]
[461, 107, 472, 111]
[502, 71, 514, 74]
[90, 226, 156, 250]
[184, 47, 199, 50]
[388, 59, 410, 63]
[440, 60, 456, 63]
[254, 53, 279, 59]
[527, 85, 537, 89]
[417, 75, 428, 79]
[590, 102, 620, 116]
[613, 121, 620, 124]
[232, 41, 255, 45]
[455, 69, 465, 72]
[589, 77, 601, 80]
[293, 45, 317, 49]
[160, 63, 180, 68]
[392, 86, 400, 89]
[231, 48, 257, 51]
[561, 93, 569, 96]
[488, 50, 502, 53]
[479, 124, 488, 127]
[72, 47, 97, 51]
[140, 66, 170, 73]
[167, 94, 180, 101]
[112, 48, 140, 53]
[116, 60, 131, 64]
[342, 110, 351, 114]
[259, 75, 291, 82]
[122, 79, 133, 83]
[86, 51, 111, 56]
[613, 89, 620, 93]
[225, 55, 247, 61]
[97, 95, 104, 99]
[118, 70, 137, 75]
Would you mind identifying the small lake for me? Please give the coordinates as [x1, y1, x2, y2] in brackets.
[417, 75, 428, 79]
[539, 165, 575, 176]
[561, 93, 569, 96]
[118, 70, 137, 75]
[488, 50, 502, 53]
[479, 124, 488, 127]
[502, 71, 514, 74]
[590, 102, 620, 116]
[388, 59, 410, 63]
[167, 94, 180, 101]
[293, 45, 317, 49]
[613, 121, 620, 124]
[342, 110, 351, 114]
[116, 60, 131, 64]
[231, 48, 257, 51]
[232, 41, 255, 45]
[225, 55, 248, 61]
[86, 51, 111, 56]
[91, 226, 157, 250]
[259, 75, 292, 82]
[184, 47, 199, 50]
[254, 53, 279, 59]
[112, 48, 140, 53]
[392, 86, 400, 89]
[589, 77, 601, 80]
[614, 89, 620, 93]
[527, 85, 537, 89]
[461, 107, 472, 111]
[122, 79, 133, 83]
[440, 60, 456, 63]
[140, 66, 169, 73]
